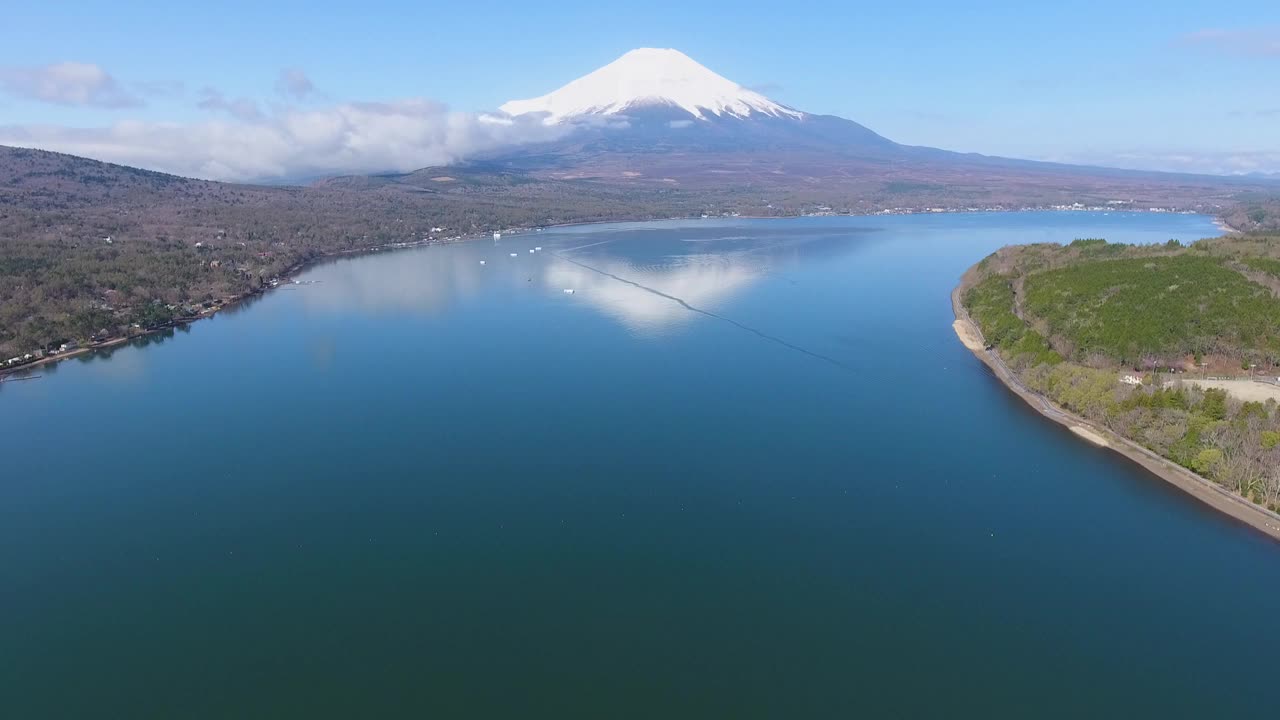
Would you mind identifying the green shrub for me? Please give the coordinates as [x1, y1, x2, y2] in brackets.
[1190, 448, 1223, 475]
[963, 276, 1061, 366]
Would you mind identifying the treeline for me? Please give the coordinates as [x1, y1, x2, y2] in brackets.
[1021, 363, 1280, 509]
[961, 234, 1280, 512]
[1222, 196, 1280, 234]
[1022, 255, 1280, 365]
[964, 276, 1061, 366]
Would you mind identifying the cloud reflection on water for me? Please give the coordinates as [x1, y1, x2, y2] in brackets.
[300, 247, 489, 315]
[542, 223, 873, 335]
[543, 255, 761, 335]
[296, 222, 873, 339]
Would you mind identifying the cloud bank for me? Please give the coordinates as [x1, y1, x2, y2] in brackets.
[0, 97, 568, 182]
[1039, 149, 1280, 177]
[0, 61, 142, 108]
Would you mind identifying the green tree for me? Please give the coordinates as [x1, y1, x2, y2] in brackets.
[1199, 389, 1228, 422]
[1191, 448, 1223, 475]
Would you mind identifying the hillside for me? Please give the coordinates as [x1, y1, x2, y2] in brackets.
[1221, 196, 1280, 234]
[958, 235, 1280, 512]
[962, 236, 1280, 369]
[0, 146, 717, 359]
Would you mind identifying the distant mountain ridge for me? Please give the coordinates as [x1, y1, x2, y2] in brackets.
[486, 48, 1280, 196]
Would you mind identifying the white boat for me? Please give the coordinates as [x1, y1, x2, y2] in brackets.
[534, 246, 542, 251]
[510, 253, 518, 257]
[479, 260, 486, 265]
[493, 232, 502, 240]
[563, 288, 575, 294]
[529, 249, 535, 253]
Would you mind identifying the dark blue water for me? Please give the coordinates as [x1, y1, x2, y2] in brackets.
[3, 212, 1277, 718]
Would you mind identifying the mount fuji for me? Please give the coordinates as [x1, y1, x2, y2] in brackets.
[349, 49, 1270, 210]
[494, 48, 899, 157]
[500, 48, 804, 123]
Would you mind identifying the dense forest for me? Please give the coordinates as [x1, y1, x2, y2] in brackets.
[966, 235, 1280, 367]
[1022, 255, 1280, 365]
[960, 235, 1280, 512]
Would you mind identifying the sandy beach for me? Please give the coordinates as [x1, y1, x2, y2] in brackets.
[1069, 426, 1110, 447]
[951, 285, 1280, 543]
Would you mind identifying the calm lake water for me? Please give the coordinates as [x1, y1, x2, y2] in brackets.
[3, 212, 1278, 718]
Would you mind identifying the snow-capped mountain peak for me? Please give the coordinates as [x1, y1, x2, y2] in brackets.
[500, 48, 803, 124]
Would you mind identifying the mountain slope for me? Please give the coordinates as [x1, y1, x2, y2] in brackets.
[491, 48, 1279, 199]
[500, 48, 803, 123]
[498, 48, 897, 158]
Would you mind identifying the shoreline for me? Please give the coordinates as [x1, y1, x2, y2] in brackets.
[0, 208, 1223, 381]
[2, 217, 687, 381]
[1214, 217, 1239, 235]
[950, 284, 1280, 543]
[0, 234, 482, 381]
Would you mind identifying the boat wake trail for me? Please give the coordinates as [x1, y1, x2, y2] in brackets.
[559, 238, 620, 253]
[551, 253, 849, 370]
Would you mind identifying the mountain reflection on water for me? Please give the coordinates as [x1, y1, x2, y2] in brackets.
[9, 213, 1280, 719]
[299, 221, 877, 337]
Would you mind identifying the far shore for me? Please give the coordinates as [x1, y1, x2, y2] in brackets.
[0, 216, 688, 381]
[950, 285, 1280, 543]
[0, 208, 1224, 382]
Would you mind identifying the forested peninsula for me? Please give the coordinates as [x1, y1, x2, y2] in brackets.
[955, 234, 1280, 537]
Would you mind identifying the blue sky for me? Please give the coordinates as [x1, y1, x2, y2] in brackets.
[2, 0, 1277, 179]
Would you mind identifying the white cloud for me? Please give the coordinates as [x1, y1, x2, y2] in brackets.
[196, 87, 265, 122]
[0, 98, 571, 181]
[0, 61, 142, 108]
[276, 68, 315, 100]
[543, 256, 760, 333]
[1037, 149, 1280, 176]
